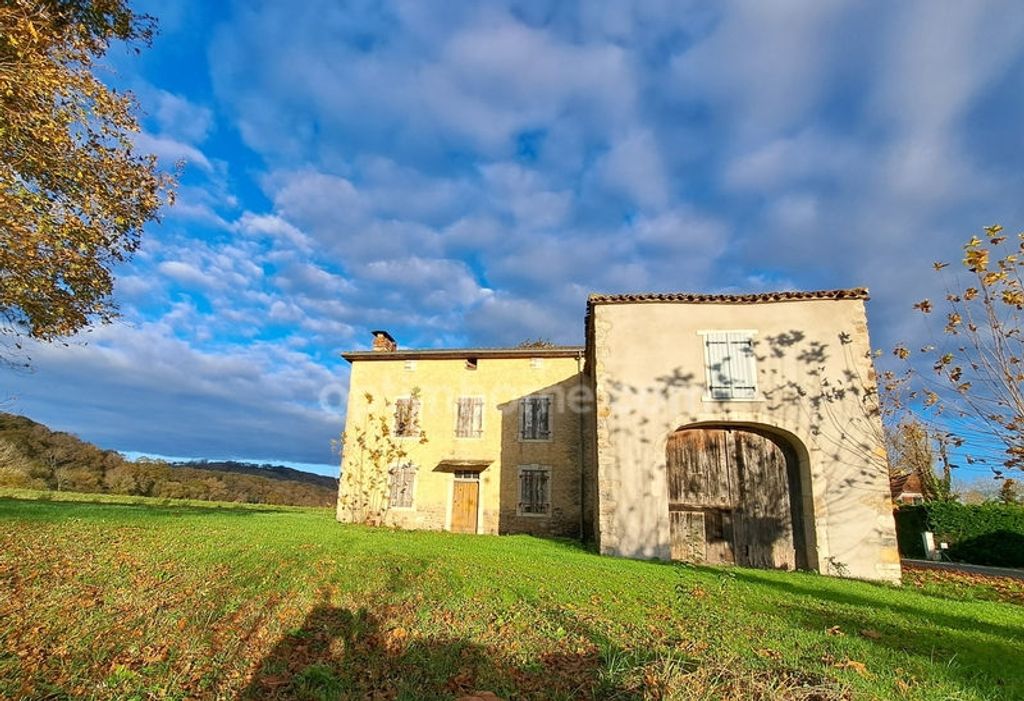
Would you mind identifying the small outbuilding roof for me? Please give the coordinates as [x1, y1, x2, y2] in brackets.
[587, 288, 869, 305]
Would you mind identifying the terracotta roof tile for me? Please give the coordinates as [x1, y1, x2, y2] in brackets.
[587, 288, 869, 305]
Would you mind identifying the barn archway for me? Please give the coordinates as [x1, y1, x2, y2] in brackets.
[665, 425, 815, 571]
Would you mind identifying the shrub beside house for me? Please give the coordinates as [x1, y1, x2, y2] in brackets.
[895, 501, 1024, 568]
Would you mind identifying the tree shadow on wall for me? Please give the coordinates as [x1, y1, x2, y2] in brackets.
[601, 326, 893, 563]
[238, 598, 633, 701]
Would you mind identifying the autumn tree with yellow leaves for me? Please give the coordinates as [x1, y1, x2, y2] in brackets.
[889, 225, 1024, 475]
[0, 0, 174, 365]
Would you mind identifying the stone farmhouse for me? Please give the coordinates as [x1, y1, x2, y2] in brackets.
[337, 289, 901, 582]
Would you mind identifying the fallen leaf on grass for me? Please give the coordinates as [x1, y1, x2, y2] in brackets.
[860, 629, 882, 640]
[836, 659, 872, 678]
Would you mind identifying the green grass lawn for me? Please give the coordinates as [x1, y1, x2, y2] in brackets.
[1, 490, 1021, 701]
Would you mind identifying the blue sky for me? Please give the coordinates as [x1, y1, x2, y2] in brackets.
[4, 1, 1024, 477]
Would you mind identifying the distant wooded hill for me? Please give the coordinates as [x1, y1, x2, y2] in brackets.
[0, 413, 338, 507]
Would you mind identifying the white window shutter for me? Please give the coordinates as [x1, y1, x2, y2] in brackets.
[705, 334, 731, 399]
[705, 331, 757, 400]
[728, 333, 756, 398]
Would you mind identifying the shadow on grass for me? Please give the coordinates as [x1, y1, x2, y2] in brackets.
[729, 569, 1024, 696]
[0, 496, 289, 520]
[238, 598, 631, 701]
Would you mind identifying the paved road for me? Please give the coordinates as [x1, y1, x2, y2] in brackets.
[902, 558, 1024, 581]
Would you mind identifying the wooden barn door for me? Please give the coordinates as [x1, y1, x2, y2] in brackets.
[667, 428, 796, 569]
[667, 429, 736, 564]
[731, 432, 796, 570]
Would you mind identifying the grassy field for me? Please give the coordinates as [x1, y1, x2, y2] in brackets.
[1, 490, 1021, 700]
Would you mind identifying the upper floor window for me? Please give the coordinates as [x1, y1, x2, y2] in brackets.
[701, 331, 758, 400]
[455, 397, 484, 438]
[389, 462, 416, 509]
[394, 397, 420, 437]
[519, 395, 552, 441]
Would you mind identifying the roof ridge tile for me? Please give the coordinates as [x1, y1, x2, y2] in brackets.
[587, 288, 869, 305]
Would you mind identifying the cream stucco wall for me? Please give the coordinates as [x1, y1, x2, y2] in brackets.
[587, 299, 901, 582]
[337, 354, 585, 537]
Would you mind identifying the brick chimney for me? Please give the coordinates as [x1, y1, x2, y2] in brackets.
[371, 330, 397, 352]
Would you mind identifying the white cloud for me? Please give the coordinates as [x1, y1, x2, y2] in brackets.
[464, 291, 576, 346]
[157, 260, 210, 289]
[669, 0, 857, 140]
[152, 90, 214, 143]
[135, 132, 213, 171]
[273, 262, 354, 299]
[415, 12, 637, 151]
[724, 131, 863, 192]
[593, 129, 670, 209]
[361, 257, 486, 309]
[480, 162, 572, 229]
[237, 212, 312, 252]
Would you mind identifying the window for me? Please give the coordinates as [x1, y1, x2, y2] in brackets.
[519, 395, 552, 440]
[701, 331, 758, 400]
[394, 397, 420, 437]
[518, 465, 550, 515]
[465, 357, 478, 370]
[455, 397, 484, 438]
[388, 463, 416, 509]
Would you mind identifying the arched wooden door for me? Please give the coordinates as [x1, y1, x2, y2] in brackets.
[667, 428, 797, 570]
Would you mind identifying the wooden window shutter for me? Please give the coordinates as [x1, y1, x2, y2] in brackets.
[519, 467, 551, 514]
[521, 398, 533, 439]
[389, 463, 415, 508]
[471, 398, 484, 437]
[521, 397, 550, 439]
[456, 398, 483, 438]
[395, 398, 419, 436]
[537, 397, 550, 438]
[456, 398, 471, 437]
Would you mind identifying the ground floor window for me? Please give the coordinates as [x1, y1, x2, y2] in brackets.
[389, 463, 416, 509]
[518, 465, 551, 516]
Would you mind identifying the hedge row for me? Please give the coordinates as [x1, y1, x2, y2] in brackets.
[894, 501, 1024, 568]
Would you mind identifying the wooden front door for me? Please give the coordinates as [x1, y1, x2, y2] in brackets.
[451, 473, 479, 534]
[667, 428, 796, 569]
